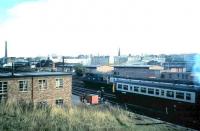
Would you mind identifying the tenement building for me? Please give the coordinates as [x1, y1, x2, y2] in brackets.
[0, 72, 72, 107]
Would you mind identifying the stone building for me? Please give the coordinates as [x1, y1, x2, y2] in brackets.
[0, 72, 72, 107]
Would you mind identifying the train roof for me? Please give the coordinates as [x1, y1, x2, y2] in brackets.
[113, 75, 198, 85]
[115, 78, 200, 92]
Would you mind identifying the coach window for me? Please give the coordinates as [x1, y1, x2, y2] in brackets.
[166, 90, 174, 98]
[155, 89, 159, 95]
[148, 88, 154, 94]
[161, 90, 165, 96]
[130, 86, 133, 91]
[123, 85, 128, 90]
[186, 93, 191, 100]
[117, 84, 122, 89]
[176, 92, 184, 99]
[134, 86, 139, 92]
[141, 87, 146, 93]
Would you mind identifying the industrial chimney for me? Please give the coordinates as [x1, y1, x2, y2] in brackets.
[5, 41, 8, 64]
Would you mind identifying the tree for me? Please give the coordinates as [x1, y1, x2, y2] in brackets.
[74, 64, 85, 76]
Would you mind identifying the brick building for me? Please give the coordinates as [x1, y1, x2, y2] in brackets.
[113, 65, 163, 79]
[0, 72, 72, 107]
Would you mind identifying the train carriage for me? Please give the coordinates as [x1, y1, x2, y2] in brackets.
[114, 78, 200, 128]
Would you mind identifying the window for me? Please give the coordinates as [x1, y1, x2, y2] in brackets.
[176, 92, 184, 99]
[19, 81, 28, 91]
[155, 89, 159, 95]
[123, 85, 128, 90]
[117, 84, 122, 89]
[134, 86, 139, 92]
[38, 80, 47, 90]
[130, 86, 133, 91]
[56, 78, 64, 88]
[37, 101, 48, 108]
[0, 82, 7, 102]
[161, 90, 165, 96]
[177, 74, 179, 78]
[141, 87, 146, 93]
[148, 88, 154, 94]
[0, 82, 7, 94]
[166, 90, 174, 98]
[56, 99, 64, 106]
[186, 93, 191, 100]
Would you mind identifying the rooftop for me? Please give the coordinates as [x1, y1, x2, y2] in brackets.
[114, 65, 152, 68]
[0, 72, 71, 78]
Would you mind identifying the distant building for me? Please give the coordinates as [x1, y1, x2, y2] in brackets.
[90, 56, 110, 66]
[142, 55, 166, 65]
[64, 56, 91, 65]
[114, 56, 128, 65]
[163, 62, 186, 72]
[113, 65, 163, 78]
[55, 63, 78, 73]
[0, 72, 72, 107]
[85, 65, 114, 74]
[126, 56, 144, 65]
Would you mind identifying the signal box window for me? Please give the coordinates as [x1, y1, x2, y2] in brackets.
[56, 99, 64, 106]
[56, 78, 64, 88]
[123, 85, 128, 90]
[38, 80, 47, 90]
[0, 82, 7, 102]
[0, 82, 7, 94]
[19, 81, 28, 91]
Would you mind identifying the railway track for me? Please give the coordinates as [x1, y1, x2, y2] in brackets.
[72, 86, 116, 99]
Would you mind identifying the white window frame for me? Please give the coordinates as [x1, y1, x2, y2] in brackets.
[56, 99, 64, 106]
[18, 80, 29, 92]
[56, 78, 64, 88]
[38, 79, 47, 90]
[175, 91, 185, 100]
[0, 81, 7, 94]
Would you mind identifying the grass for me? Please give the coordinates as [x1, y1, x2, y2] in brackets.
[0, 101, 190, 131]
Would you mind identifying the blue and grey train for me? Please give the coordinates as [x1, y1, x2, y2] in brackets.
[113, 77, 200, 128]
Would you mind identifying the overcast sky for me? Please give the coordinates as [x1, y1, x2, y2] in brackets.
[0, 0, 200, 57]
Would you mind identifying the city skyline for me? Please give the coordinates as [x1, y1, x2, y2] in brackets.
[0, 0, 200, 57]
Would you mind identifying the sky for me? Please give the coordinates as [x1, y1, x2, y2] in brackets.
[0, 0, 200, 57]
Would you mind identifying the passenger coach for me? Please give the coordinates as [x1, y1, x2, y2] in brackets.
[114, 78, 200, 127]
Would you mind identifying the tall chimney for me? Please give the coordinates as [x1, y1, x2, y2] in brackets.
[5, 41, 8, 64]
[62, 56, 65, 72]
